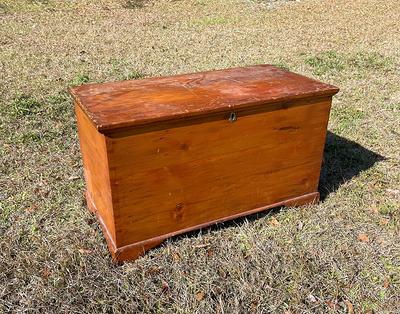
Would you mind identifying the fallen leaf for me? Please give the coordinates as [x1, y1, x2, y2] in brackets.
[383, 277, 390, 288]
[161, 281, 169, 293]
[268, 217, 281, 227]
[172, 252, 181, 261]
[195, 291, 205, 301]
[377, 237, 386, 246]
[26, 204, 38, 213]
[358, 233, 369, 243]
[369, 206, 379, 214]
[41, 268, 51, 279]
[218, 268, 227, 278]
[251, 300, 259, 311]
[325, 300, 338, 310]
[344, 300, 354, 314]
[206, 248, 213, 257]
[380, 218, 390, 226]
[145, 266, 161, 275]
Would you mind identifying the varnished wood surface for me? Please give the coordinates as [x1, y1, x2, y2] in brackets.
[86, 189, 319, 262]
[114, 192, 319, 261]
[73, 65, 338, 261]
[70, 64, 339, 133]
[108, 98, 331, 248]
[75, 104, 116, 242]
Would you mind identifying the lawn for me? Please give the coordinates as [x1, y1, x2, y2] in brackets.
[0, 0, 399, 312]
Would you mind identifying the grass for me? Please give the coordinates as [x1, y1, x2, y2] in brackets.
[303, 51, 394, 77]
[0, 0, 399, 312]
[70, 74, 90, 86]
[122, 0, 150, 9]
[10, 95, 42, 117]
[193, 16, 230, 26]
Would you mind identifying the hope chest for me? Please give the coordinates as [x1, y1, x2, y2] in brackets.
[70, 64, 339, 261]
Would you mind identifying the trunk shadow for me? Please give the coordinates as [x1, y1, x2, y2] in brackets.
[160, 131, 384, 246]
[319, 131, 384, 200]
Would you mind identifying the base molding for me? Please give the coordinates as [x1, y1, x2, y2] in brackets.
[85, 191, 319, 262]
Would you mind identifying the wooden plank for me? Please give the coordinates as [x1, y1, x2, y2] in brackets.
[107, 99, 331, 247]
[75, 104, 116, 243]
[70, 65, 339, 132]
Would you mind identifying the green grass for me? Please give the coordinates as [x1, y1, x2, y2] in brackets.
[10, 95, 42, 117]
[70, 74, 90, 86]
[304, 50, 395, 77]
[348, 52, 394, 70]
[331, 105, 366, 132]
[0, 3, 8, 13]
[272, 61, 291, 71]
[122, 0, 149, 9]
[304, 51, 346, 75]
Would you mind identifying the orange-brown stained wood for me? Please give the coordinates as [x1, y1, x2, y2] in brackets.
[75, 104, 116, 245]
[109, 98, 331, 248]
[70, 64, 339, 133]
[72, 64, 339, 261]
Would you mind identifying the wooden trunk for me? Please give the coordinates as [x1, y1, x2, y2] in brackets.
[70, 65, 339, 261]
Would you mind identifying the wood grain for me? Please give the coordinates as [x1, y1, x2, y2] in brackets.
[75, 104, 116, 243]
[86, 189, 319, 262]
[106, 98, 332, 248]
[70, 64, 339, 133]
[72, 65, 339, 261]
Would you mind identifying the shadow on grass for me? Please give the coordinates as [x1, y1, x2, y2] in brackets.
[319, 131, 384, 200]
[164, 131, 384, 244]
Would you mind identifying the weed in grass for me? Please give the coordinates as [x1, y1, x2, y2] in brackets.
[304, 51, 345, 76]
[194, 16, 229, 26]
[0, 3, 9, 14]
[252, 0, 297, 10]
[385, 102, 400, 111]
[304, 51, 394, 77]
[29, 0, 50, 4]
[2, 91, 74, 148]
[362, 300, 378, 313]
[348, 52, 394, 71]
[70, 74, 90, 86]
[272, 61, 290, 71]
[47, 94, 71, 117]
[331, 106, 366, 133]
[122, 0, 149, 9]
[0, 202, 12, 226]
[378, 201, 397, 216]
[20, 130, 42, 143]
[126, 70, 146, 80]
[194, 0, 209, 6]
[10, 95, 42, 117]
[19, 129, 61, 144]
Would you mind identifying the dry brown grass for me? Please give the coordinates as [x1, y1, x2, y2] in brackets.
[0, 0, 399, 312]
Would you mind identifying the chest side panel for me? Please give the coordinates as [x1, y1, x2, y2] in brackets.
[75, 104, 116, 243]
[107, 98, 331, 247]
